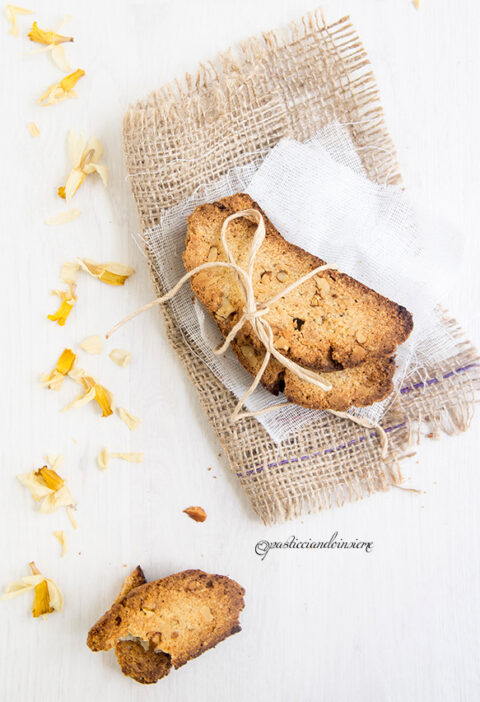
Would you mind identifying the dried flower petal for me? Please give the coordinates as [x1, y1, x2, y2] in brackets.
[0, 574, 43, 600]
[40, 484, 75, 514]
[183, 506, 207, 523]
[62, 385, 96, 411]
[94, 384, 114, 417]
[47, 299, 73, 326]
[18, 471, 54, 501]
[413, 0, 420, 7]
[58, 131, 107, 200]
[97, 448, 109, 471]
[27, 121, 40, 137]
[1, 563, 63, 617]
[28, 21, 73, 45]
[78, 259, 134, 286]
[51, 44, 71, 72]
[46, 454, 64, 471]
[53, 531, 67, 557]
[117, 407, 141, 431]
[66, 506, 78, 530]
[42, 348, 76, 390]
[5, 4, 32, 37]
[38, 68, 85, 106]
[109, 348, 132, 367]
[97, 449, 144, 470]
[79, 335, 102, 354]
[61, 261, 80, 284]
[45, 208, 81, 226]
[32, 579, 53, 617]
[37, 466, 64, 491]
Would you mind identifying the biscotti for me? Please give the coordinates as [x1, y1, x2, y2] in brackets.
[184, 193, 413, 372]
[87, 568, 245, 685]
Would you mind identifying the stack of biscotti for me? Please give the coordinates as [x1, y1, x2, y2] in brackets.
[183, 193, 413, 412]
[87, 567, 245, 685]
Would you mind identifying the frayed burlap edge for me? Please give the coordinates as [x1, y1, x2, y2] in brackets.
[123, 10, 480, 524]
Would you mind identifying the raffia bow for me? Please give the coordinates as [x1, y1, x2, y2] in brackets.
[107, 209, 388, 458]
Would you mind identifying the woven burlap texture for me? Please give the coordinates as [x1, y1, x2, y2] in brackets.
[123, 11, 480, 524]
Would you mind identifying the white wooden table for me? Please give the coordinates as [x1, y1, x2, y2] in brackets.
[1, 1, 480, 700]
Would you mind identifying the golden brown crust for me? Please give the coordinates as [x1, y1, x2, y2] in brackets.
[114, 566, 146, 603]
[234, 340, 396, 411]
[183, 193, 413, 373]
[87, 569, 245, 670]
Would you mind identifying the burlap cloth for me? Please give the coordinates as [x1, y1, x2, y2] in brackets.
[123, 11, 480, 524]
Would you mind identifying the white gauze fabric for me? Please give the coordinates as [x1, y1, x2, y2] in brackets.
[143, 123, 462, 444]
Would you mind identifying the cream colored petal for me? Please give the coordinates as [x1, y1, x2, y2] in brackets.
[0, 575, 44, 600]
[109, 348, 132, 368]
[45, 578, 64, 611]
[66, 506, 78, 530]
[53, 531, 67, 557]
[67, 366, 88, 385]
[97, 448, 109, 471]
[39, 485, 75, 514]
[17, 472, 53, 501]
[61, 261, 80, 284]
[110, 452, 144, 463]
[68, 130, 86, 167]
[40, 370, 64, 391]
[117, 407, 141, 431]
[86, 137, 103, 162]
[27, 121, 40, 137]
[64, 168, 85, 201]
[79, 335, 102, 354]
[51, 44, 71, 72]
[46, 454, 64, 471]
[45, 208, 81, 226]
[85, 162, 108, 186]
[62, 385, 96, 412]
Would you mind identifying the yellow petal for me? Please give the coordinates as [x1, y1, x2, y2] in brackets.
[53, 531, 67, 557]
[27, 21, 73, 45]
[77, 258, 135, 286]
[32, 579, 53, 617]
[117, 407, 141, 431]
[94, 384, 114, 417]
[45, 208, 81, 226]
[56, 348, 76, 375]
[68, 130, 86, 168]
[47, 299, 74, 326]
[51, 44, 71, 72]
[63, 168, 85, 201]
[0, 574, 43, 600]
[109, 348, 132, 368]
[60, 68, 84, 92]
[27, 121, 40, 137]
[36, 466, 64, 491]
[79, 335, 102, 354]
[5, 5, 33, 37]
[18, 471, 53, 501]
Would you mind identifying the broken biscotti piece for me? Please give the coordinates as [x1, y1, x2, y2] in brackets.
[183, 193, 413, 410]
[87, 568, 245, 685]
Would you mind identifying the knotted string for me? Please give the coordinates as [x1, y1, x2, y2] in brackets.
[107, 209, 388, 459]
